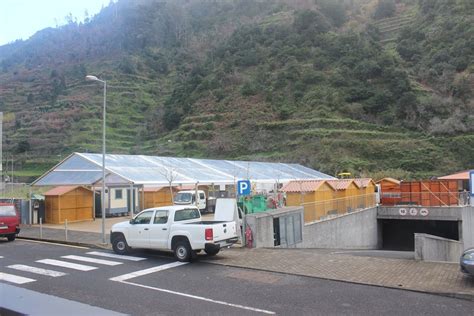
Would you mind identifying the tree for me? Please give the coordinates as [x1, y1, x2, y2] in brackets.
[158, 164, 179, 203]
[374, 0, 396, 20]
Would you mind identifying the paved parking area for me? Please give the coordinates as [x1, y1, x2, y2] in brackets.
[18, 222, 474, 301]
[204, 248, 474, 300]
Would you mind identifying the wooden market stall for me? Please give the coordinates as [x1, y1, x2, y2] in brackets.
[281, 180, 336, 223]
[376, 178, 401, 206]
[326, 179, 361, 214]
[354, 178, 376, 207]
[141, 186, 177, 209]
[44, 186, 93, 224]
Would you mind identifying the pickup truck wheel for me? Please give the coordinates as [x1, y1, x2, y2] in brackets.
[174, 241, 192, 262]
[205, 248, 220, 256]
[112, 235, 130, 255]
[7, 234, 16, 242]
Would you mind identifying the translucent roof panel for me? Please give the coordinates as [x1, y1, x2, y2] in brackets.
[34, 171, 103, 186]
[33, 153, 335, 186]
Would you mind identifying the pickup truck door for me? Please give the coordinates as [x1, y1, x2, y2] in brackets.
[127, 210, 154, 248]
[148, 210, 170, 249]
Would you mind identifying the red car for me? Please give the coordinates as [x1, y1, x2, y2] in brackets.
[0, 203, 20, 241]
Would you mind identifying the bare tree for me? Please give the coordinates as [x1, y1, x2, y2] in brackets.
[158, 164, 178, 203]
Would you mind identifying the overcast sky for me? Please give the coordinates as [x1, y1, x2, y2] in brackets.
[0, 0, 112, 46]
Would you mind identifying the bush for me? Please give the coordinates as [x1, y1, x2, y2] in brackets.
[374, 0, 396, 20]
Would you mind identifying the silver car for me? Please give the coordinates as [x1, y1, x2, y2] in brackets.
[460, 248, 474, 276]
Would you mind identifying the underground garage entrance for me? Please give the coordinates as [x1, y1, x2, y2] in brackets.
[380, 219, 460, 251]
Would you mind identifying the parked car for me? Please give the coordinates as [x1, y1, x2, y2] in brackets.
[460, 248, 474, 277]
[0, 203, 20, 241]
[110, 205, 238, 262]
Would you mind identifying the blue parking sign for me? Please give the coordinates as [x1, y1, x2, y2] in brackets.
[237, 180, 251, 196]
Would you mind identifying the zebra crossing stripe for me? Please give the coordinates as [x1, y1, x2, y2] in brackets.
[0, 256, 4, 258]
[0, 272, 36, 284]
[61, 255, 122, 266]
[36, 259, 97, 271]
[7, 265, 67, 277]
[110, 262, 188, 282]
[86, 251, 146, 261]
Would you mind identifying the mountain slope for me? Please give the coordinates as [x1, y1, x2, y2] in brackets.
[0, 0, 472, 181]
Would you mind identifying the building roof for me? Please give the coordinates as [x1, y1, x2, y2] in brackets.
[33, 153, 335, 187]
[438, 170, 471, 180]
[326, 179, 360, 190]
[44, 186, 81, 196]
[376, 177, 400, 185]
[354, 178, 375, 188]
[281, 180, 331, 193]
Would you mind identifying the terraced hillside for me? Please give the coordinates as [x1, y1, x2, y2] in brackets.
[0, 0, 472, 182]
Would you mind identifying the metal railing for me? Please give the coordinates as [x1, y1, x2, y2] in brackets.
[381, 191, 470, 207]
[301, 193, 377, 224]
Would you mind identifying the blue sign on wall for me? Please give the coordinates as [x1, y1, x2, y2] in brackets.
[237, 180, 251, 196]
[470, 170, 474, 197]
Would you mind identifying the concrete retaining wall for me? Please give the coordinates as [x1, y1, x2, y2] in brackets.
[462, 207, 474, 249]
[301, 207, 379, 249]
[245, 207, 304, 248]
[414, 233, 463, 263]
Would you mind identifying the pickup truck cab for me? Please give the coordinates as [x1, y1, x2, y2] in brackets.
[0, 203, 20, 241]
[110, 205, 238, 262]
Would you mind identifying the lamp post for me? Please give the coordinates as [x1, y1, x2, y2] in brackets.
[85, 75, 107, 244]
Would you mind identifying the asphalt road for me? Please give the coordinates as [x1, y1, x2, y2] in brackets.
[1, 240, 473, 315]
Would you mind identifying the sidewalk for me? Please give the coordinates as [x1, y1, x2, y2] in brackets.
[18, 223, 474, 301]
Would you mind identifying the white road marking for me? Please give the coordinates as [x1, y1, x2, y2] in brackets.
[36, 259, 97, 271]
[7, 265, 67, 277]
[87, 251, 146, 261]
[0, 272, 36, 284]
[110, 262, 188, 282]
[61, 255, 122, 266]
[0, 256, 3, 258]
[120, 280, 275, 315]
[21, 239, 89, 249]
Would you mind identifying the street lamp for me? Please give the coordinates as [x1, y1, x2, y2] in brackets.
[85, 75, 107, 244]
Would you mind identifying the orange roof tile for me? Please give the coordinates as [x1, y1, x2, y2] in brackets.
[354, 178, 374, 188]
[44, 186, 80, 196]
[143, 186, 167, 192]
[438, 170, 470, 180]
[281, 180, 329, 193]
[326, 179, 359, 190]
[376, 177, 400, 185]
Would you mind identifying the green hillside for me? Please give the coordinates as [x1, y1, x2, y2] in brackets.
[0, 0, 472, 182]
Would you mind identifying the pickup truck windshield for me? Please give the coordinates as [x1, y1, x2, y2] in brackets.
[174, 208, 200, 221]
[0, 205, 16, 216]
[175, 193, 192, 203]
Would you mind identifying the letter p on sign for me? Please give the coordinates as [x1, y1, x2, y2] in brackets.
[237, 180, 251, 196]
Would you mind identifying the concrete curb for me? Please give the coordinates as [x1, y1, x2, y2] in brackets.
[17, 236, 110, 250]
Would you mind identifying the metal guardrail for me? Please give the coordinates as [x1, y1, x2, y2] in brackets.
[301, 193, 377, 224]
[382, 191, 470, 207]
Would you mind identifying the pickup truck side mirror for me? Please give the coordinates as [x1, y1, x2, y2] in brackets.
[129, 219, 135, 225]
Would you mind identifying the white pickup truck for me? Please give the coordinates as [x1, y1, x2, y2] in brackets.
[110, 205, 238, 262]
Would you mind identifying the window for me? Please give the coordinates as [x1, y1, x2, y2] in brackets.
[0, 205, 16, 217]
[199, 193, 205, 200]
[174, 208, 200, 222]
[153, 210, 169, 224]
[133, 211, 153, 224]
[115, 189, 123, 200]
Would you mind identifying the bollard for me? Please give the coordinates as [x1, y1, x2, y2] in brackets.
[40, 217, 43, 239]
[65, 219, 68, 241]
